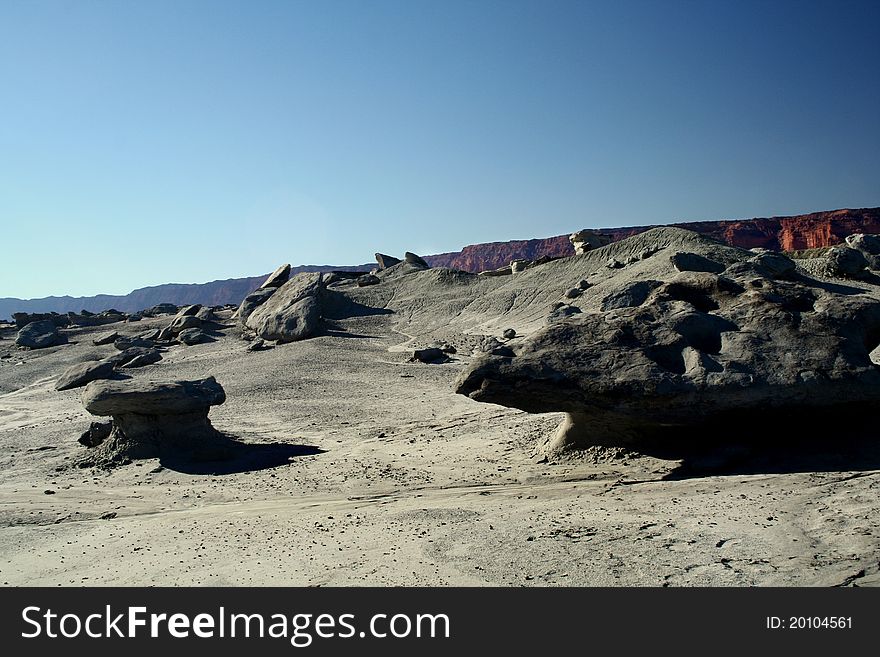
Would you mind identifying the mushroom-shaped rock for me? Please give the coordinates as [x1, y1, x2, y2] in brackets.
[245, 272, 323, 343]
[569, 230, 612, 255]
[81, 377, 227, 461]
[456, 266, 880, 453]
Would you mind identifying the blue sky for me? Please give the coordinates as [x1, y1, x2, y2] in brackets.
[1, 0, 878, 299]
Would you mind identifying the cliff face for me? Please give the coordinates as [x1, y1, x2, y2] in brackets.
[2, 207, 877, 319]
[425, 207, 880, 271]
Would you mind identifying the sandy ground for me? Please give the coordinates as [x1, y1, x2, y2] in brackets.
[1, 234, 879, 587]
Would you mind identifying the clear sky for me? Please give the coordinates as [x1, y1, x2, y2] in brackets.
[1, 0, 878, 299]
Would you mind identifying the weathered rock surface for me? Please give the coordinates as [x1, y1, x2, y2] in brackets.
[113, 336, 154, 351]
[81, 376, 227, 462]
[195, 307, 216, 322]
[569, 229, 613, 255]
[410, 347, 447, 363]
[357, 274, 380, 287]
[236, 288, 277, 324]
[55, 360, 116, 391]
[245, 273, 323, 343]
[176, 304, 202, 317]
[259, 264, 291, 290]
[142, 304, 178, 317]
[404, 252, 430, 268]
[375, 254, 402, 269]
[846, 233, 880, 257]
[820, 246, 868, 278]
[104, 347, 162, 368]
[456, 234, 880, 452]
[178, 328, 210, 345]
[15, 320, 62, 349]
[67, 310, 127, 326]
[12, 312, 69, 329]
[92, 331, 119, 346]
[168, 314, 202, 334]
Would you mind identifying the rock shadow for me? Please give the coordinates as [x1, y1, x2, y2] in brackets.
[158, 433, 325, 475]
[627, 406, 880, 480]
[320, 289, 394, 320]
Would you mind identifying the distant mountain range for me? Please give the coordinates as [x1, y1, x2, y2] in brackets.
[2, 207, 878, 320]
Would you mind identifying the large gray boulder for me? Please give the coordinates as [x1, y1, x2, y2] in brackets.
[92, 331, 119, 346]
[55, 360, 116, 391]
[103, 346, 162, 368]
[236, 287, 277, 324]
[15, 320, 62, 349]
[820, 246, 868, 278]
[404, 252, 430, 268]
[245, 273, 323, 343]
[178, 327, 210, 345]
[375, 253, 402, 269]
[456, 264, 880, 453]
[81, 376, 227, 462]
[168, 314, 201, 334]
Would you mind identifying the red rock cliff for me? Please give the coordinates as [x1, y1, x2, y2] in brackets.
[425, 207, 880, 272]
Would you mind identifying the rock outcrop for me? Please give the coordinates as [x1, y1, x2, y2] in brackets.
[81, 376, 227, 462]
[569, 230, 613, 255]
[455, 228, 880, 452]
[15, 320, 63, 349]
[244, 273, 323, 343]
[375, 254, 402, 269]
[259, 264, 292, 290]
[55, 360, 116, 391]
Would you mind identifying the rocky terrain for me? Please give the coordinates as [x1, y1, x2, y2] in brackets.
[1, 226, 879, 586]
[3, 208, 877, 322]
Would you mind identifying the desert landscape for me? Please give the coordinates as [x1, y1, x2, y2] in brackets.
[2, 220, 879, 587]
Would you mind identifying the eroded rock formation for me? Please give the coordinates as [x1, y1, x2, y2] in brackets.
[81, 376, 227, 462]
[455, 229, 880, 452]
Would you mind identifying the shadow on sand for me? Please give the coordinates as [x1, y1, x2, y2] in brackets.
[159, 434, 325, 475]
[629, 408, 880, 480]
